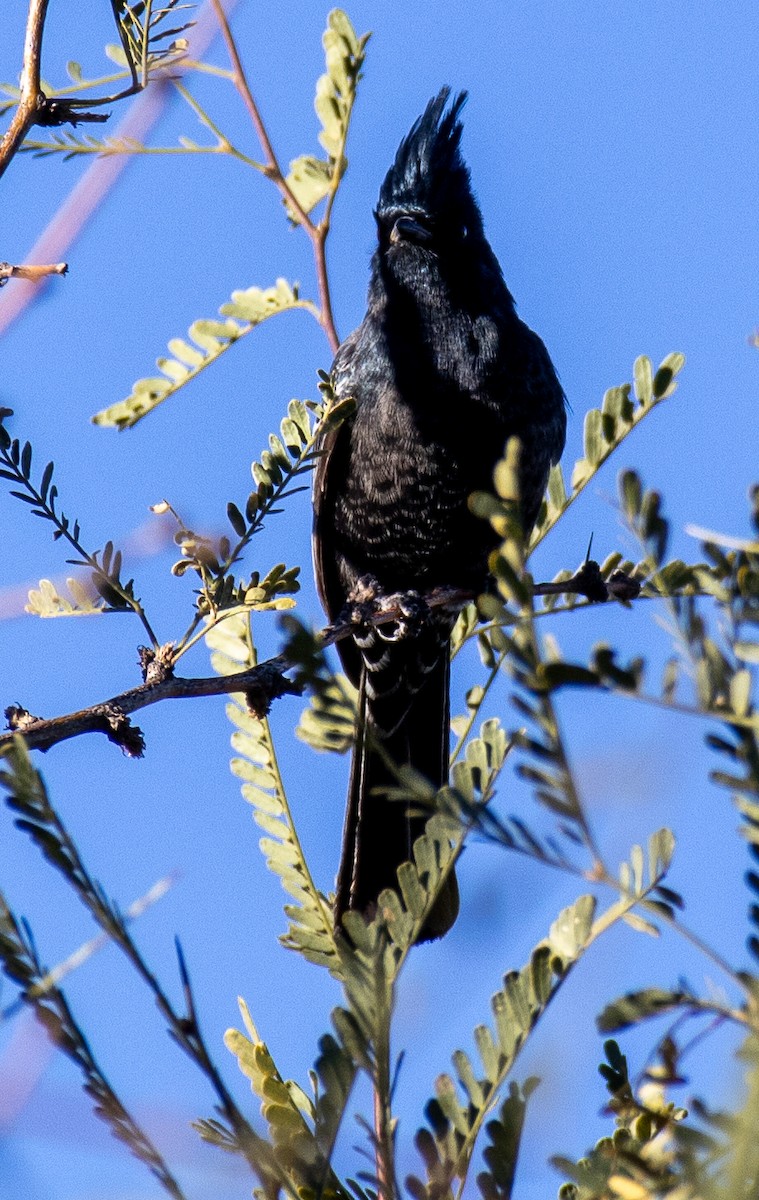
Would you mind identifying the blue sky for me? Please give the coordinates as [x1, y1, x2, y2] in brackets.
[0, 3, 758, 1198]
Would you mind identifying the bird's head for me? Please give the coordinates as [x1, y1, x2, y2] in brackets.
[374, 88, 486, 261]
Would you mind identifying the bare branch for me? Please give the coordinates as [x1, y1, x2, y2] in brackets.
[0, 0, 243, 336]
[311, 226, 339, 352]
[209, 0, 315, 231]
[0, 0, 129, 183]
[1, 660, 300, 755]
[0, 562, 645, 758]
[0, 0, 50, 181]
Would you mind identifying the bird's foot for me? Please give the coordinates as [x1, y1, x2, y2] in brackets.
[340, 577, 432, 645]
[342, 574, 382, 628]
[376, 589, 428, 642]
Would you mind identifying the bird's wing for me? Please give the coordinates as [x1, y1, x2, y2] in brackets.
[312, 422, 344, 619]
[312, 329, 362, 683]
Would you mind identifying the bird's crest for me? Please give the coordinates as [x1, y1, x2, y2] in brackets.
[377, 87, 472, 220]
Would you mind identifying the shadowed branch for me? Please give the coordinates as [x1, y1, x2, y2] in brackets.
[0, 560, 645, 757]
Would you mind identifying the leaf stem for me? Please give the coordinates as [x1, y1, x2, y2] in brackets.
[238, 620, 338, 954]
[530, 390, 670, 553]
[0, 438, 159, 646]
[171, 78, 264, 167]
[450, 649, 508, 763]
[2, 739, 264, 1172]
[209, 0, 340, 350]
[369, 945, 397, 1200]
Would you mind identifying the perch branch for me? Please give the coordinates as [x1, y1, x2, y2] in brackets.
[2, 661, 300, 756]
[0, 0, 116, 183]
[0, 561, 641, 757]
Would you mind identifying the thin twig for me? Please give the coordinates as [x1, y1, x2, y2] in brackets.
[1, 874, 176, 1021]
[209, 0, 340, 350]
[208, 0, 313, 229]
[0, 588, 465, 754]
[0, 260, 67, 286]
[373, 1006, 397, 1200]
[2, 742, 263, 1175]
[0, 0, 243, 336]
[0, 560, 658, 758]
[636, 888, 751, 996]
[311, 225, 339, 351]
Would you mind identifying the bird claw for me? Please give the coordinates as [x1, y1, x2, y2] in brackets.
[340, 578, 431, 644]
[341, 574, 382, 635]
[376, 589, 429, 642]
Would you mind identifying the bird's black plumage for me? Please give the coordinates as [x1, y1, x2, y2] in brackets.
[313, 88, 566, 940]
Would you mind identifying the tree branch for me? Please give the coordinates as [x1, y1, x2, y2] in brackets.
[0, 0, 119, 184]
[0, 562, 644, 758]
[533, 558, 642, 603]
[0, 0, 244, 337]
[2, 660, 300, 756]
[0, 0, 50, 181]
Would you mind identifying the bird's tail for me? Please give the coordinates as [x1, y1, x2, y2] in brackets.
[335, 650, 459, 943]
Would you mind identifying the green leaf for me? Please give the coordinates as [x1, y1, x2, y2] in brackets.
[537, 661, 600, 690]
[105, 42, 129, 66]
[225, 997, 354, 1197]
[285, 154, 333, 216]
[648, 827, 675, 877]
[410, 896, 595, 1200]
[597, 987, 688, 1032]
[530, 353, 684, 546]
[93, 281, 313, 429]
[284, 9, 369, 223]
[26, 578, 105, 618]
[226, 502, 247, 537]
[735, 641, 759, 665]
[546, 463, 567, 510]
[477, 1079, 538, 1200]
[583, 407, 605, 467]
[633, 355, 653, 406]
[207, 614, 340, 973]
[296, 674, 357, 754]
[621, 911, 660, 936]
[731, 669, 753, 717]
[653, 351, 686, 398]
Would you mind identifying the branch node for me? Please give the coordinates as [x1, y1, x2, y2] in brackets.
[5, 704, 40, 731]
[34, 94, 110, 128]
[245, 664, 301, 719]
[568, 559, 611, 603]
[138, 643, 175, 685]
[95, 704, 145, 758]
[532, 559, 641, 604]
[606, 568, 643, 602]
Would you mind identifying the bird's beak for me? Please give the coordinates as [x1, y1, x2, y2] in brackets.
[390, 215, 433, 245]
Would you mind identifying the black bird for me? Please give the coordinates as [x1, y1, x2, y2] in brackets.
[313, 88, 566, 940]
